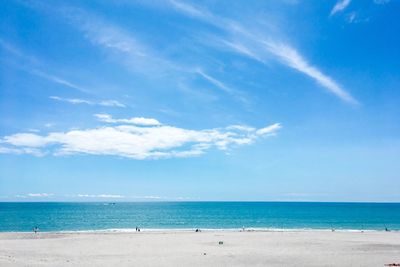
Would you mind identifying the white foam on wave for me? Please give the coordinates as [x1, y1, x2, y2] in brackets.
[56, 227, 395, 234]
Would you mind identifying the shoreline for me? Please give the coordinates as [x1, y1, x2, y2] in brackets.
[1, 227, 398, 234]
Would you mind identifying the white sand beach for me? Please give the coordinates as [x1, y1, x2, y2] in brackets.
[1, 230, 399, 266]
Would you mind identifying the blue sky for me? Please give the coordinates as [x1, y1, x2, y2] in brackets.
[0, 0, 399, 202]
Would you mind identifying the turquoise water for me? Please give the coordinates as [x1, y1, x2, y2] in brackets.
[1, 202, 400, 232]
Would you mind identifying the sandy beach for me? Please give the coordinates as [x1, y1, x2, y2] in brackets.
[0, 230, 399, 266]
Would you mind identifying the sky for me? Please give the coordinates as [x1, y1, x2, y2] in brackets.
[0, 0, 399, 202]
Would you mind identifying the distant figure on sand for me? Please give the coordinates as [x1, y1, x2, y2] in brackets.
[135, 226, 138, 232]
[33, 226, 39, 233]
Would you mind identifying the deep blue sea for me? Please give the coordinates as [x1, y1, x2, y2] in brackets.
[1, 202, 400, 232]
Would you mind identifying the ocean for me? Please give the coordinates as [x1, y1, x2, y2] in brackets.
[1, 202, 399, 232]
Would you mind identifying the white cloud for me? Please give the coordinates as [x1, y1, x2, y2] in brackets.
[99, 100, 126, 108]
[330, 0, 352, 16]
[226, 125, 256, 132]
[50, 96, 125, 108]
[0, 118, 281, 160]
[256, 123, 282, 136]
[0, 146, 43, 156]
[50, 96, 91, 105]
[94, 114, 161, 126]
[2, 133, 49, 147]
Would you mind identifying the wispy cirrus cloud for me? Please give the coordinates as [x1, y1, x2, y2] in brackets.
[168, 0, 216, 22]
[196, 69, 233, 94]
[330, 0, 352, 16]
[0, 40, 90, 93]
[62, 7, 178, 76]
[0, 117, 281, 160]
[60, 5, 253, 103]
[50, 96, 125, 108]
[19, 3, 250, 104]
[0, 39, 39, 64]
[164, 1, 358, 105]
[32, 70, 89, 93]
[219, 39, 266, 63]
[195, 69, 248, 103]
[265, 42, 358, 104]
